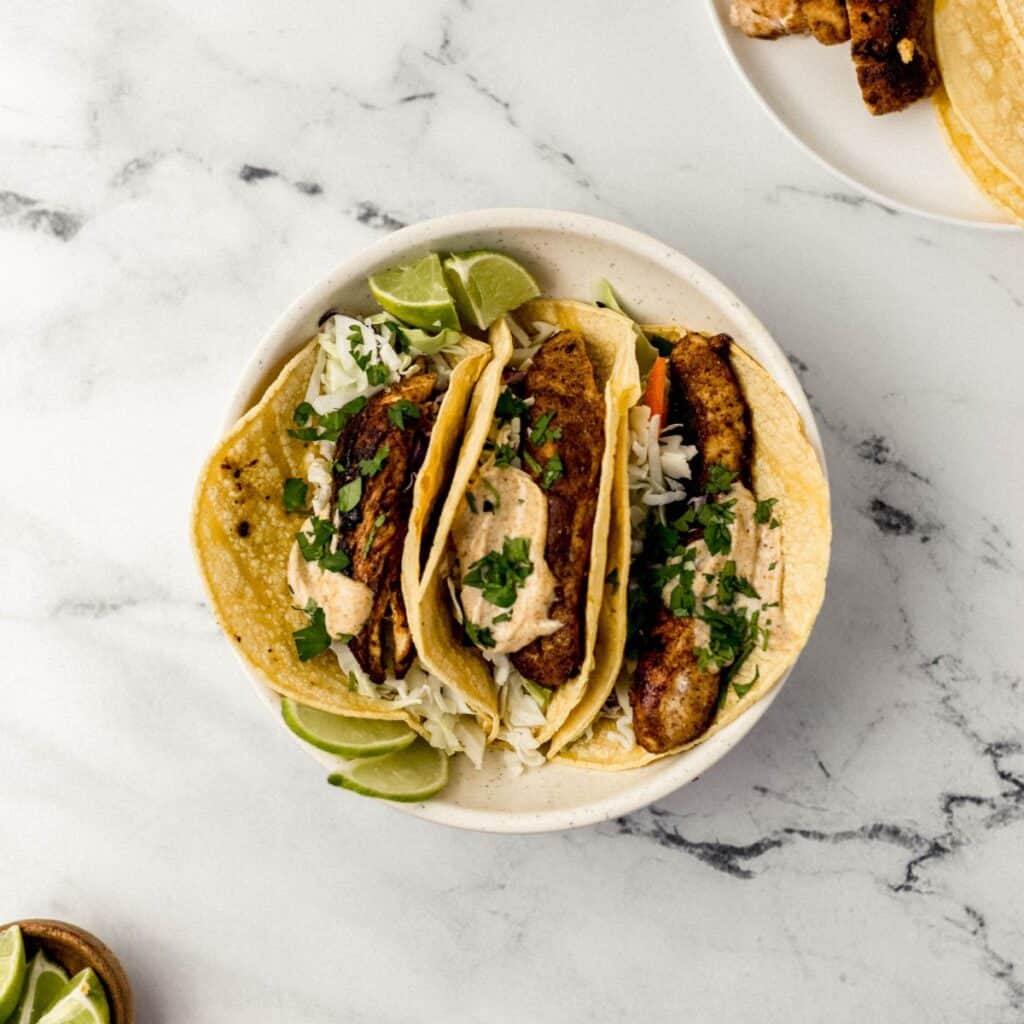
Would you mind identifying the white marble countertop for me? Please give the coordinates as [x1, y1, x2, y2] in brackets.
[3, 1, 1023, 1020]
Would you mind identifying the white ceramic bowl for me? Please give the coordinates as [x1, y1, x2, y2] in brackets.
[222, 209, 827, 833]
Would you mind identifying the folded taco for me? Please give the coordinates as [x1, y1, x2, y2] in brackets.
[413, 300, 640, 766]
[192, 311, 493, 761]
[553, 325, 830, 768]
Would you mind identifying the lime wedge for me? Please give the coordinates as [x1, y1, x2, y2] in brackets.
[35, 969, 109, 1024]
[0, 925, 26, 1023]
[328, 739, 449, 801]
[368, 254, 460, 330]
[443, 251, 540, 329]
[12, 950, 68, 1024]
[281, 698, 417, 757]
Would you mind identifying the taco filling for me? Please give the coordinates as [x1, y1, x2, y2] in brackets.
[440, 320, 604, 757]
[281, 314, 488, 761]
[610, 332, 784, 754]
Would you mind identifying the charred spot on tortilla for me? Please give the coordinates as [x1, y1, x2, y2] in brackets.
[508, 330, 604, 688]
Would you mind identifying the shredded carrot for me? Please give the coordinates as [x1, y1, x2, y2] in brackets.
[643, 356, 669, 430]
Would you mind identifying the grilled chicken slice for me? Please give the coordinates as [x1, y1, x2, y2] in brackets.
[669, 333, 751, 492]
[631, 333, 752, 754]
[334, 372, 436, 683]
[729, 0, 850, 44]
[510, 331, 605, 688]
[847, 0, 939, 115]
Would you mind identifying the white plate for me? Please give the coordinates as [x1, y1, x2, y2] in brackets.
[708, 0, 1016, 230]
[221, 208, 828, 833]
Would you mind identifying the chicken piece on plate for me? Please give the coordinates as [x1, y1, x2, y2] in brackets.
[729, 0, 850, 45]
[846, 0, 939, 115]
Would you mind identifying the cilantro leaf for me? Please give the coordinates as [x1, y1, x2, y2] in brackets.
[529, 410, 562, 446]
[464, 620, 495, 649]
[318, 548, 351, 573]
[698, 498, 736, 556]
[495, 387, 528, 424]
[539, 454, 564, 490]
[337, 476, 363, 513]
[362, 513, 386, 557]
[387, 399, 421, 429]
[494, 444, 518, 468]
[359, 445, 390, 477]
[705, 463, 738, 495]
[463, 536, 533, 608]
[293, 605, 332, 661]
[292, 402, 315, 425]
[282, 477, 309, 512]
[755, 497, 778, 525]
[295, 517, 334, 561]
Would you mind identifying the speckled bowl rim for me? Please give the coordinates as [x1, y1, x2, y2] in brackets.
[218, 208, 828, 833]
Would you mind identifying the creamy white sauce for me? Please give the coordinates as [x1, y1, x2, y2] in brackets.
[659, 483, 783, 651]
[287, 522, 373, 639]
[450, 466, 560, 654]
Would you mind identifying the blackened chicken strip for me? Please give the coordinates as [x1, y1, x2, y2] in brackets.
[847, 0, 938, 115]
[333, 372, 436, 683]
[510, 331, 604, 688]
[631, 334, 752, 753]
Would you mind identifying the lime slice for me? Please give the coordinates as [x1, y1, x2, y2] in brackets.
[35, 969, 108, 1024]
[328, 739, 449, 801]
[12, 950, 68, 1024]
[442, 251, 540, 329]
[368, 254, 460, 330]
[0, 925, 26, 1023]
[281, 698, 417, 757]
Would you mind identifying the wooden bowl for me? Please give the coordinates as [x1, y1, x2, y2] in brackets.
[0, 920, 134, 1024]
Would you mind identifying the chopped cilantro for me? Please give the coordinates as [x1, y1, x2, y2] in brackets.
[366, 363, 390, 386]
[522, 451, 542, 475]
[539, 454, 564, 490]
[495, 387, 528, 424]
[291, 396, 367, 443]
[672, 506, 698, 534]
[732, 668, 759, 700]
[318, 548, 351, 573]
[464, 620, 495, 649]
[293, 604, 332, 661]
[755, 497, 778, 525]
[705, 463, 738, 495]
[698, 498, 736, 556]
[282, 477, 308, 512]
[465, 491, 478, 514]
[494, 444, 518, 468]
[337, 476, 363, 513]
[359, 445, 389, 477]
[463, 536, 533, 608]
[715, 560, 759, 605]
[492, 611, 513, 624]
[295, 517, 334, 561]
[529, 410, 562, 446]
[362, 513, 386, 557]
[387, 399, 421, 429]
